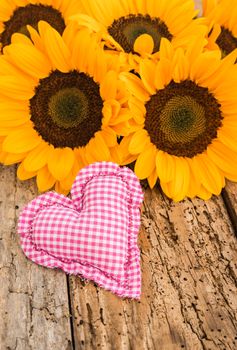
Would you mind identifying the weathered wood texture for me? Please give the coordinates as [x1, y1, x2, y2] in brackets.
[0, 166, 72, 350]
[69, 185, 237, 350]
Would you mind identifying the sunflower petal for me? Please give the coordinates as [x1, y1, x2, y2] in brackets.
[3, 126, 41, 153]
[193, 153, 224, 195]
[129, 130, 150, 155]
[0, 75, 35, 100]
[48, 147, 75, 181]
[119, 72, 150, 102]
[87, 132, 110, 161]
[134, 34, 154, 56]
[37, 165, 56, 192]
[4, 43, 52, 79]
[139, 59, 157, 94]
[207, 141, 237, 175]
[100, 127, 117, 147]
[148, 169, 158, 189]
[23, 142, 50, 172]
[38, 21, 71, 73]
[134, 144, 157, 179]
[168, 157, 190, 202]
[156, 151, 175, 183]
[17, 163, 37, 181]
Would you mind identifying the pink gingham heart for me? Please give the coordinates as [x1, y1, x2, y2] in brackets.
[18, 162, 143, 299]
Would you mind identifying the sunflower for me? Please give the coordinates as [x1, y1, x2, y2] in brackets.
[203, 0, 237, 55]
[0, 21, 134, 194]
[70, 0, 207, 63]
[0, 0, 82, 51]
[117, 38, 237, 201]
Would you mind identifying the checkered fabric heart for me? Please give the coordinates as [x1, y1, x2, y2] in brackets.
[18, 162, 144, 299]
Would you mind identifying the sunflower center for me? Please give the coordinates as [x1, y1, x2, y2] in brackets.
[145, 80, 223, 158]
[216, 26, 237, 56]
[48, 88, 89, 129]
[107, 14, 173, 54]
[30, 70, 103, 149]
[0, 4, 65, 49]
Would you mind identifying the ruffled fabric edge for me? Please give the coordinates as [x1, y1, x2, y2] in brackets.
[18, 162, 144, 299]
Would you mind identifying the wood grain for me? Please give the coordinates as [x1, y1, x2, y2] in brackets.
[0, 165, 73, 350]
[69, 186, 237, 350]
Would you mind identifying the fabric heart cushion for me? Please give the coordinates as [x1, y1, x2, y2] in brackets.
[18, 162, 144, 299]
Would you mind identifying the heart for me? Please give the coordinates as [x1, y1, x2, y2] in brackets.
[18, 162, 144, 299]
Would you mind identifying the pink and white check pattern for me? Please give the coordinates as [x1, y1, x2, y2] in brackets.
[18, 162, 144, 299]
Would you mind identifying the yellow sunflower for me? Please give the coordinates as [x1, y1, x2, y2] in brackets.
[203, 0, 237, 55]
[117, 38, 237, 201]
[0, 21, 133, 194]
[0, 0, 82, 51]
[70, 0, 207, 63]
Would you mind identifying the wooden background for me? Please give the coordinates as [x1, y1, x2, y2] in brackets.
[0, 1, 237, 349]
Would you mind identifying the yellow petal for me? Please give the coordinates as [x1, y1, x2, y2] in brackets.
[38, 21, 71, 73]
[156, 151, 175, 183]
[114, 134, 136, 165]
[37, 165, 56, 192]
[218, 127, 237, 152]
[172, 48, 190, 83]
[60, 159, 81, 191]
[102, 100, 121, 126]
[0, 56, 23, 76]
[134, 34, 154, 56]
[100, 127, 117, 147]
[3, 126, 41, 153]
[0, 151, 28, 165]
[134, 144, 157, 179]
[190, 51, 221, 84]
[193, 153, 224, 195]
[197, 186, 213, 201]
[11, 33, 33, 46]
[119, 72, 150, 102]
[139, 59, 157, 94]
[0, 0, 14, 20]
[23, 142, 50, 172]
[110, 144, 122, 164]
[100, 71, 118, 100]
[207, 141, 237, 174]
[0, 75, 35, 100]
[156, 58, 172, 87]
[87, 133, 110, 161]
[55, 182, 70, 196]
[159, 38, 174, 60]
[17, 162, 37, 181]
[185, 158, 201, 198]
[128, 96, 146, 124]
[48, 147, 75, 181]
[148, 169, 158, 189]
[129, 129, 150, 155]
[27, 25, 45, 52]
[0, 109, 30, 126]
[168, 157, 190, 202]
[109, 108, 132, 125]
[4, 43, 52, 79]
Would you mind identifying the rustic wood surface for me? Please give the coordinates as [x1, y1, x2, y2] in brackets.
[1, 1, 237, 349]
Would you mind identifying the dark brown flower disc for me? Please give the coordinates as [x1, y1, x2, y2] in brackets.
[216, 26, 237, 56]
[30, 70, 104, 149]
[145, 80, 223, 158]
[108, 14, 173, 54]
[0, 4, 65, 49]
